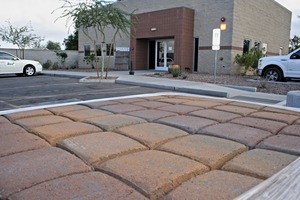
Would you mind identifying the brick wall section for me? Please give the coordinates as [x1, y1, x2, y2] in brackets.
[131, 7, 194, 70]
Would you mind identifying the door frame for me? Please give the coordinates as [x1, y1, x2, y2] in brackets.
[155, 39, 174, 71]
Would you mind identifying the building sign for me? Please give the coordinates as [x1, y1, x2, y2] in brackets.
[116, 47, 130, 52]
[212, 29, 221, 50]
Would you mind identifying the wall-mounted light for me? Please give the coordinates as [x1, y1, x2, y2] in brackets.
[151, 28, 157, 32]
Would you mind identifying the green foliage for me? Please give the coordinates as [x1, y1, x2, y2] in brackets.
[46, 40, 61, 50]
[234, 47, 264, 76]
[52, 62, 59, 70]
[56, 51, 68, 67]
[64, 30, 78, 50]
[42, 60, 52, 69]
[83, 54, 96, 69]
[290, 35, 300, 52]
[170, 68, 182, 77]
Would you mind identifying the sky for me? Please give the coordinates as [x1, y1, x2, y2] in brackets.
[0, 0, 299, 49]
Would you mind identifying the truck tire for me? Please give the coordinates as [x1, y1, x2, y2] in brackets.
[263, 67, 282, 82]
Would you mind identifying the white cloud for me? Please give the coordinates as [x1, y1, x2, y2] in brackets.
[0, 0, 298, 49]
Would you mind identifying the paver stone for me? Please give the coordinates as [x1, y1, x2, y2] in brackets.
[190, 109, 241, 123]
[126, 109, 177, 122]
[250, 111, 299, 124]
[5, 109, 52, 121]
[279, 125, 300, 137]
[60, 109, 112, 121]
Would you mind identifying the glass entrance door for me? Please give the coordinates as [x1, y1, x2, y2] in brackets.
[155, 39, 174, 71]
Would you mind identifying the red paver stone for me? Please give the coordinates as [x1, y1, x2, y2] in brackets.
[60, 109, 112, 121]
[97, 150, 209, 199]
[133, 101, 171, 109]
[14, 115, 71, 130]
[294, 119, 300, 125]
[0, 123, 28, 136]
[190, 109, 241, 123]
[100, 104, 145, 113]
[262, 107, 300, 116]
[158, 104, 202, 114]
[0, 116, 10, 124]
[85, 114, 146, 131]
[231, 117, 287, 134]
[279, 125, 300, 137]
[157, 115, 217, 134]
[114, 98, 147, 104]
[158, 135, 247, 169]
[214, 105, 257, 116]
[222, 149, 298, 179]
[46, 105, 89, 115]
[250, 111, 299, 124]
[10, 172, 147, 200]
[229, 101, 265, 110]
[165, 170, 262, 200]
[117, 123, 188, 149]
[182, 100, 226, 108]
[31, 121, 101, 145]
[199, 123, 272, 148]
[257, 135, 300, 156]
[58, 132, 147, 164]
[126, 109, 177, 122]
[5, 109, 52, 121]
[82, 100, 119, 108]
[0, 147, 91, 199]
[156, 97, 190, 104]
[0, 131, 50, 157]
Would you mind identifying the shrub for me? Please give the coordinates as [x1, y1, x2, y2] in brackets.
[83, 54, 96, 69]
[52, 62, 59, 70]
[42, 60, 52, 69]
[170, 68, 182, 77]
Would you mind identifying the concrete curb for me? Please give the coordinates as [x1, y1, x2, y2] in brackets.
[220, 84, 257, 92]
[79, 77, 117, 83]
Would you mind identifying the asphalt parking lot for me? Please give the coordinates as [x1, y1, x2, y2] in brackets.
[0, 74, 167, 111]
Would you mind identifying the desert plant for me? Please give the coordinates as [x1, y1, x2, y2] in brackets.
[234, 47, 264, 76]
[52, 62, 59, 70]
[56, 51, 68, 68]
[258, 77, 267, 89]
[170, 68, 182, 77]
[42, 60, 52, 69]
[83, 54, 96, 69]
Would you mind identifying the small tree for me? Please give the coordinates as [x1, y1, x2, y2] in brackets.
[234, 47, 264, 76]
[46, 40, 61, 50]
[0, 21, 44, 58]
[56, 51, 68, 68]
[290, 35, 300, 52]
[64, 30, 78, 50]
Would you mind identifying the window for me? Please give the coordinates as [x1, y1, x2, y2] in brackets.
[84, 45, 90, 56]
[96, 45, 102, 56]
[243, 39, 251, 54]
[291, 50, 300, 59]
[106, 44, 114, 56]
[0, 52, 15, 60]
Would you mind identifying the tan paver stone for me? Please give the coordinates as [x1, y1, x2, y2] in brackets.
[58, 132, 147, 164]
[0, 147, 91, 199]
[10, 172, 147, 200]
[263, 107, 300, 116]
[182, 100, 225, 108]
[157, 115, 218, 134]
[126, 109, 177, 122]
[231, 117, 287, 134]
[158, 135, 247, 169]
[85, 114, 146, 131]
[0, 116, 10, 124]
[96, 150, 209, 199]
[294, 119, 300, 125]
[0, 131, 50, 157]
[60, 109, 112, 121]
[199, 123, 272, 148]
[178, 96, 232, 104]
[222, 149, 298, 179]
[82, 100, 119, 108]
[14, 115, 72, 130]
[214, 105, 257, 116]
[31, 121, 102, 145]
[190, 109, 241, 123]
[0, 123, 27, 136]
[133, 101, 171, 109]
[116, 123, 188, 149]
[46, 105, 89, 115]
[158, 104, 202, 114]
[228, 101, 265, 110]
[156, 97, 190, 104]
[250, 111, 299, 124]
[164, 170, 262, 200]
[100, 104, 145, 113]
[5, 109, 52, 121]
[257, 135, 300, 156]
[279, 125, 300, 137]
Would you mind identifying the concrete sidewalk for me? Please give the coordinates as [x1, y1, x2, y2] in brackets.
[42, 70, 287, 105]
[1, 94, 300, 199]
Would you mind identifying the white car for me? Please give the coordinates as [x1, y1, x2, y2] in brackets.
[0, 51, 42, 76]
[257, 48, 300, 81]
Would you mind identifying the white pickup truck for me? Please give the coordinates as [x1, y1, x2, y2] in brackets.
[257, 48, 300, 81]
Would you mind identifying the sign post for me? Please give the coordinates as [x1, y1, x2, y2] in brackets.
[212, 29, 221, 84]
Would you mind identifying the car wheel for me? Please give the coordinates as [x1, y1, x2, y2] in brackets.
[24, 65, 35, 76]
[263, 67, 282, 82]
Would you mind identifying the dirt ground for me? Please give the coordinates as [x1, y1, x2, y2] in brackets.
[147, 72, 300, 95]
